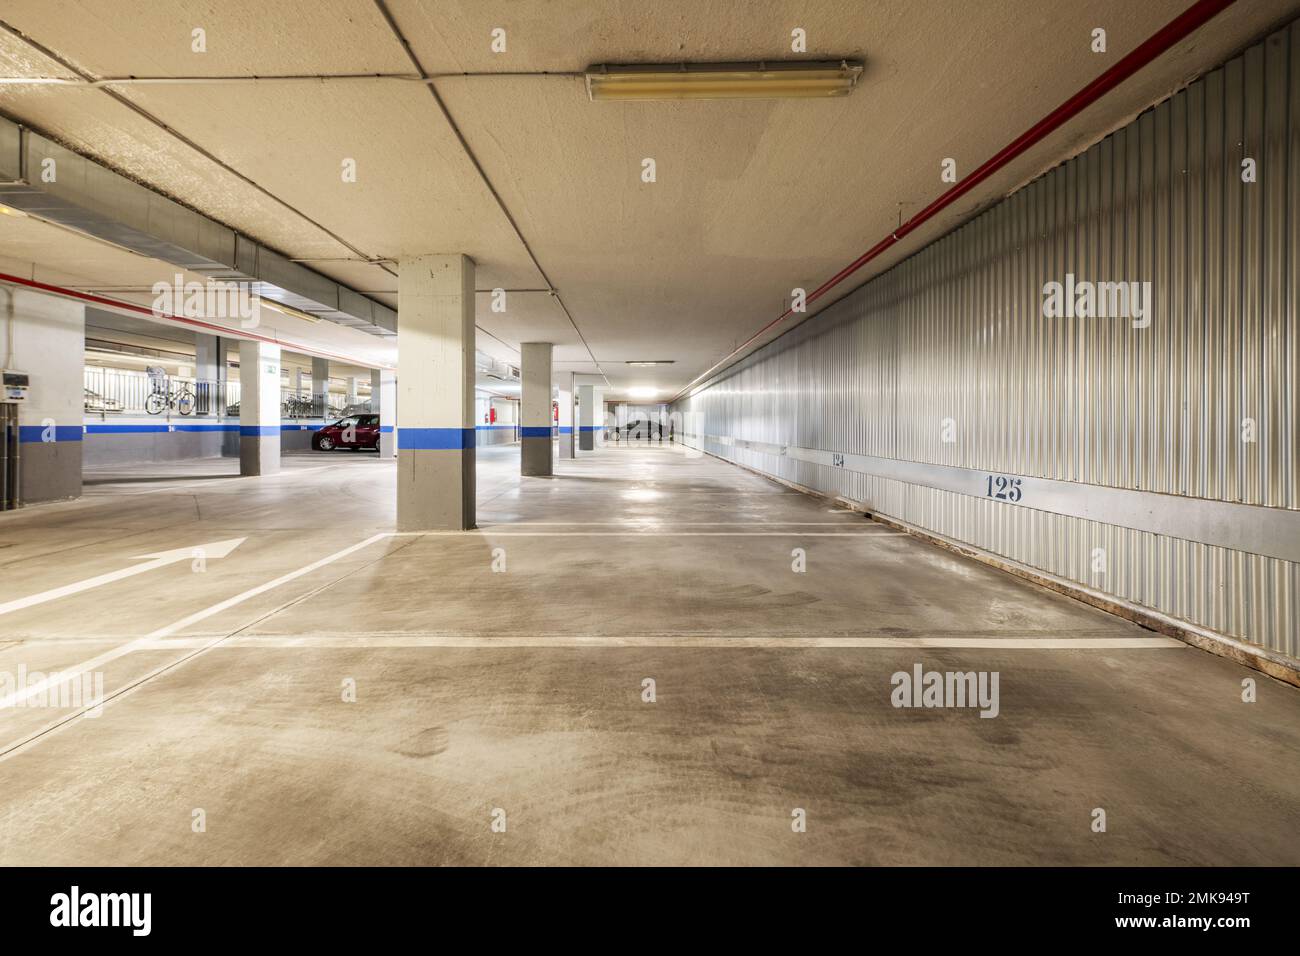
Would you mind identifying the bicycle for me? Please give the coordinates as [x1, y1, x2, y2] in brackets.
[282, 395, 315, 418]
[145, 381, 195, 416]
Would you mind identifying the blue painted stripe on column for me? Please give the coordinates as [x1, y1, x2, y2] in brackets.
[521, 426, 552, 438]
[579, 425, 599, 432]
[239, 425, 280, 438]
[558, 426, 573, 434]
[18, 425, 83, 443]
[380, 425, 394, 433]
[398, 427, 475, 450]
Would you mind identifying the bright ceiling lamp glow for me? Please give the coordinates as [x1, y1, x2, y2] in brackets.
[628, 386, 659, 399]
[585, 61, 863, 102]
[625, 360, 674, 367]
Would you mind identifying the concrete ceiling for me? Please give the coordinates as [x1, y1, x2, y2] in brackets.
[1, 0, 1298, 399]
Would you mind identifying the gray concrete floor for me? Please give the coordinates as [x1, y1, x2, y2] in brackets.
[0, 442, 1297, 865]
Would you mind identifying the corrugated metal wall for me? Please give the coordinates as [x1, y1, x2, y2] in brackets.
[675, 21, 1299, 658]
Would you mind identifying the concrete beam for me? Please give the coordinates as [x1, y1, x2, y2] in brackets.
[0, 116, 396, 337]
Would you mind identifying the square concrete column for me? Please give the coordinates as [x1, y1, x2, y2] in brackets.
[311, 357, 329, 418]
[194, 332, 226, 417]
[6, 288, 84, 504]
[520, 342, 553, 476]
[556, 373, 574, 459]
[370, 368, 381, 413]
[577, 383, 595, 451]
[397, 254, 475, 531]
[239, 340, 281, 476]
[378, 369, 396, 459]
[346, 375, 359, 407]
[594, 387, 609, 446]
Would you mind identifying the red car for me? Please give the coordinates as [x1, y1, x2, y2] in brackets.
[312, 413, 380, 451]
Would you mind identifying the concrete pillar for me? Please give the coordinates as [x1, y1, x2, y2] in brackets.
[194, 333, 233, 456]
[594, 387, 609, 446]
[311, 356, 329, 418]
[520, 342, 553, 477]
[578, 383, 595, 451]
[239, 340, 281, 476]
[194, 333, 226, 417]
[346, 375, 358, 407]
[4, 288, 84, 504]
[556, 372, 574, 459]
[378, 369, 396, 459]
[370, 368, 381, 414]
[397, 254, 475, 531]
[295, 368, 308, 397]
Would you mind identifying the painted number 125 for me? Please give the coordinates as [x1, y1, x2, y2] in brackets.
[985, 475, 1024, 502]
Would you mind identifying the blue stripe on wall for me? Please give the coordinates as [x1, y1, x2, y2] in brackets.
[84, 424, 168, 434]
[520, 426, 552, 438]
[558, 426, 573, 434]
[579, 425, 599, 432]
[398, 427, 475, 450]
[86, 422, 317, 435]
[239, 425, 280, 438]
[18, 425, 83, 443]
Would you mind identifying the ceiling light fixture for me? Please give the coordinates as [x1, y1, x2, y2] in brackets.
[585, 60, 863, 102]
[628, 386, 659, 399]
[625, 360, 675, 367]
[256, 297, 321, 323]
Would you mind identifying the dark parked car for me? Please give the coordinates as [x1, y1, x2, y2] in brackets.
[615, 420, 663, 441]
[312, 414, 380, 451]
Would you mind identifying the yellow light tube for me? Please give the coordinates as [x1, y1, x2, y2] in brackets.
[585, 61, 863, 102]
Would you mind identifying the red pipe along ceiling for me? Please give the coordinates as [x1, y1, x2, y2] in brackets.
[671, 0, 1240, 402]
[0, 271, 394, 370]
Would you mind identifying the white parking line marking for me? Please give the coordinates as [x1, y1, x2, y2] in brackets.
[145, 532, 396, 640]
[0, 537, 246, 621]
[0, 532, 394, 715]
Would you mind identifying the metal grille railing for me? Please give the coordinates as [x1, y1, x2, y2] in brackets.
[83, 367, 240, 420]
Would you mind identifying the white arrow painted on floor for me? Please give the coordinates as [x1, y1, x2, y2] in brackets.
[0, 538, 247, 619]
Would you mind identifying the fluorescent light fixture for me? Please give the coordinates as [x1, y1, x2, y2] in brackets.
[256, 297, 321, 323]
[625, 360, 675, 367]
[629, 386, 659, 399]
[585, 60, 863, 102]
